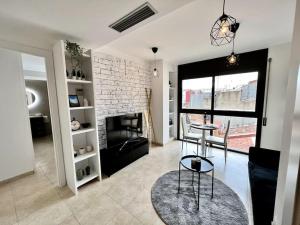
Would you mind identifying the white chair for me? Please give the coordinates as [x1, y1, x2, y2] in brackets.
[205, 120, 231, 163]
[181, 115, 202, 155]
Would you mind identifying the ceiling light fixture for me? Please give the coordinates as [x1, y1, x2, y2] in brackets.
[152, 47, 159, 77]
[210, 0, 239, 46]
[226, 39, 239, 66]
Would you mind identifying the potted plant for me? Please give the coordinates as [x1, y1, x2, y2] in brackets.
[65, 40, 83, 57]
[76, 70, 81, 80]
[81, 73, 86, 80]
[71, 69, 76, 80]
[65, 40, 83, 70]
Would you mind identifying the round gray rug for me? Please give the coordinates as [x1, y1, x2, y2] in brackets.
[151, 170, 249, 225]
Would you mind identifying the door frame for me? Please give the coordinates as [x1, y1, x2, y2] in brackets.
[0, 39, 66, 186]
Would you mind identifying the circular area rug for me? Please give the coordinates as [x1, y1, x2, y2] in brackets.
[151, 170, 248, 225]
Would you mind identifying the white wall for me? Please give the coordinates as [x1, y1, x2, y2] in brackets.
[151, 59, 176, 145]
[260, 43, 291, 150]
[151, 60, 164, 144]
[0, 47, 34, 181]
[92, 52, 152, 149]
[274, 0, 300, 223]
[0, 14, 69, 51]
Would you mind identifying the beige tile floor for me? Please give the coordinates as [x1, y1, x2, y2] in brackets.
[0, 140, 253, 225]
[33, 136, 58, 186]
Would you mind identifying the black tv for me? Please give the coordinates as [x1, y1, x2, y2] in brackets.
[106, 113, 143, 149]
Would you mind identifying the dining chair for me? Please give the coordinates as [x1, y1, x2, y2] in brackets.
[181, 115, 202, 155]
[205, 120, 231, 163]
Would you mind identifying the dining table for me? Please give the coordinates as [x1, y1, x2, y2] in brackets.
[190, 123, 218, 157]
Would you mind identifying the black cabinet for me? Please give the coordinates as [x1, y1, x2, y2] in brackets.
[100, 137, 149, 176]
[30, 116, 47, 138]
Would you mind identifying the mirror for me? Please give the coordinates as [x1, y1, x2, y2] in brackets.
[26, 88, 38, 108]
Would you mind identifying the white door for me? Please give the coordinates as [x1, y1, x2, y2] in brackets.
[0, 47, 34, 181]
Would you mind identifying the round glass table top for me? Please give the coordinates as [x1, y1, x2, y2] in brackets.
[190, 124, 218, 131]
[180, 155, 214, 173]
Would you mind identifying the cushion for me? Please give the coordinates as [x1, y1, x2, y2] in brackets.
[185, 132, 202, 140]
[205, 135, 224, 145]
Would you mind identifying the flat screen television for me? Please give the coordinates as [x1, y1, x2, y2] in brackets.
[106, 113, 143, 149]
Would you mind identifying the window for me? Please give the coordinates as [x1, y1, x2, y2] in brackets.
[182, 77, 212, 110]
[214, 72, 258, 111]
[180, 73, 262, 153]
[178, 49, 267, 154]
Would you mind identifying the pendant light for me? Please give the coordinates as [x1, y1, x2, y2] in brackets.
[210, 0, 239, 46]
[226, 38, 239, 66]
[152, 47, 159, 77]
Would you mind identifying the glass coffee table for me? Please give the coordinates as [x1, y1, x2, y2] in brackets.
[178, 155, 214, 210]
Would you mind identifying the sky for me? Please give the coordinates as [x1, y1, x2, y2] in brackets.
[182, 72, 258, 90]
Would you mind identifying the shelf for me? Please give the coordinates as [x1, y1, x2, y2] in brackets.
[169, 125, 174, 127]
[169, 112, 174, 114]
[72, 128, 95, 135]
[67, 79, 92, 84]
[169, 87, 175, 90]
[74, 151, 97, 163]
[76, 172, 98, 188]
[169, 99, 174, 102]
[70, 106, 94, 111]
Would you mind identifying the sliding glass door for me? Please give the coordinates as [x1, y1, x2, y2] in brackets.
[179, 71, 265, 153]
[178, 49, 268, 154]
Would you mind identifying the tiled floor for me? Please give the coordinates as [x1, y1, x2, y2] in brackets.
[33, 135, 58, 185]
[0, 141, 253, 225]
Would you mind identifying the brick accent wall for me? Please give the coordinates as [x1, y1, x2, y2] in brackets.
[93, 52, 152, 149]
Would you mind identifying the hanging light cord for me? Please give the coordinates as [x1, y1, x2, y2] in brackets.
[232, 38, 235, 53]
[222, 0, 226, 14]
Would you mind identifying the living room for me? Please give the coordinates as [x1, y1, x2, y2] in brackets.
[0, 0, 299, 225]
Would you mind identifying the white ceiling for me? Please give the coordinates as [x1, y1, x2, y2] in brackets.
[0, 0, 194, 48]
[0, 0, 296, 64]
[98, 0, 297, 64]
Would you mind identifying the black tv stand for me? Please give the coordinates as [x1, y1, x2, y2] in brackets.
[100, 137, 149, 176]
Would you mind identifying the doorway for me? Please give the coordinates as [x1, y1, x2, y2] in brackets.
[22, 53, 58, 184]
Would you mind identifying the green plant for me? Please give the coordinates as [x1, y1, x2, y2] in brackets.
[65, 40, 83, 69]
[65, 40, 83, 57]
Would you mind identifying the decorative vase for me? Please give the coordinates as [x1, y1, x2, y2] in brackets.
[79, 147, 86, 155]
[85, 166, 91, 176]
[191, 158, 201, 171]
[76, 169, 85, 181]
[86, 145, 93, 152]
[83, 98, 89, 107]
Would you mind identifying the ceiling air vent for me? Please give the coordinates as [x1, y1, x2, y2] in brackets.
[109, 2, 157, 33]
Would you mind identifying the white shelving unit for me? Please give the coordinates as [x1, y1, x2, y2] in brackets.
[71, 128, 96, 135]
[74, 151, 97, 163]
[169, 72, 176, 140]
[53, 40, 101, 194]
[67, 79, 92, 84]
[69, 106, 94, 111]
